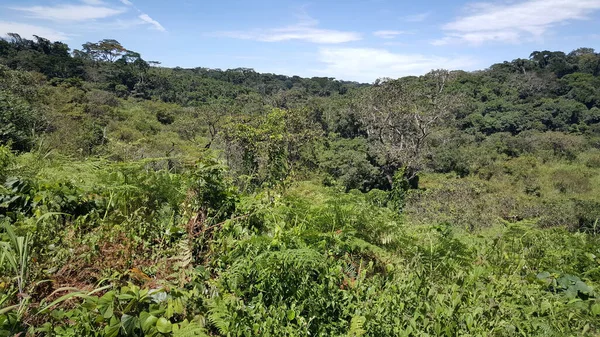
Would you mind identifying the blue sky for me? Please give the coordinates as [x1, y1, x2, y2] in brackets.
[1, 0, 600, 82]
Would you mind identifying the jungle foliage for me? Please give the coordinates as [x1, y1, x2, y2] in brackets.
[1, 35, 600, 336]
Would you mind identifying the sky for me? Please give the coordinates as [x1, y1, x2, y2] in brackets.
[1, 0, 600, 83]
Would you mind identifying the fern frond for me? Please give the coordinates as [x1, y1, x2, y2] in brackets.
[175, 238, 193, 269]
[208, 294, 237, 335]
[347, 316, 366, 337]
[173, 322, 209, 337]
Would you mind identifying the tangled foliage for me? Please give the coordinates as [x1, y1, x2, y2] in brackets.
[2, 35, 600, 336]
[2, 158, 598, 336]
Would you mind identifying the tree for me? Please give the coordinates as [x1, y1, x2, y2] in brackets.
[0, 34, 83, 79]
[358, 70, 460, 184]
[0, 90, 43, 151]
[221, 108, 322, 189]
[73, 39, 149, 93]
[204, 100, 232, 148]
[530, 50, 576, 77]
[75, 39, 128, 62]
[571, 48, 600, 76]
[562, 73, 600, 109]
[316, 136, 384, 191]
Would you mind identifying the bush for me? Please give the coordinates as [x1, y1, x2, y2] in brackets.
[85, 89, 119, 107]
[316, 136, 386, 191]
[574, 199, 600, 232]
[0, 145, 14, 180]
[551, 168, 592, 194]
[156, 110, 175, 125]
[0, 90, 44, 151]
[114, 84, 128, 97]
[404, 178, 500, 229]
[580, 149, 600, 168]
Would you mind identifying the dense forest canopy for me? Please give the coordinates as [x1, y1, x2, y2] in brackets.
[1, 34, 600, 336]
[2, 34, 600, 188]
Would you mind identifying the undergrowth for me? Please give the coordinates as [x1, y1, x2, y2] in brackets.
[1, 154, 599, 336]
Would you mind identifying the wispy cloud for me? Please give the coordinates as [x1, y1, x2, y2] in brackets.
[316, 47, 477, 82]
[382, 41, 408, 47]
[373, 30, 409, 39]
[0, 21, 69, 41]
[80, 0, 105, 5]
[114, 0, 167, 32]
[9, 4, 126, 22]
[139, 14, 165, 32]
[434, 0, 600, 45]
[403, 12, 430, 22]
[9, 0, 166, 34]
[215, 17, 361, 44]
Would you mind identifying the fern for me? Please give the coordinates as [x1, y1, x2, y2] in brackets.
[173, 322, 209, 337]
[207, 294, 237, 335]
[175, 238, 193, 269]
[347, 316, 366, 337]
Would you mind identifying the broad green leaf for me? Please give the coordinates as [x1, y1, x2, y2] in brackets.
[286, 309, 295, 321]
[573, 280, 593, 295]
[121, 314, 140, 335]
[591, 303, 600, 316]
[98, 291, 115, 319]
[104, 316, 120, 337]
[140, 311, 159, 333]
[157, 317, 172, 333]
[102, 303, 114, 320]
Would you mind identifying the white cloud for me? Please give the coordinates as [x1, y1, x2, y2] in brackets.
[139, 13, 166, 32]
[80, 0, 105, 5]
[10, 4, 126, 22]
[432, 31, 521, 46]
[437, 0, 600, 45]
[383, 41, 408, 47]
[76, 18, 143, 32]
[0, 21, 69, 41]
[119, 0, 134, 5]
[215, 18, 361, 44]
[316, 47, 477, 83]
[403, 12, 430, 22]
[373, 30, 409, 39]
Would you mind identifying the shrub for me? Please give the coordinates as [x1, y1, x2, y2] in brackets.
[551, 168, 592, 194]
[156, 110, 175, 125]
[574, 199, 600, 233]
[0, 145, 14, 180]
[0, 90, 44, 151]
[580, 149, 600, 168]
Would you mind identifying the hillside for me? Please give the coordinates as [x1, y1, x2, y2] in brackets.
[1, 34, 600, 336]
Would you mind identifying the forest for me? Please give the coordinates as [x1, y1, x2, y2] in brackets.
[1, 33, 600, 336]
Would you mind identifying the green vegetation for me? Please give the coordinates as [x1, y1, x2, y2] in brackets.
[1, 34, 600, 336]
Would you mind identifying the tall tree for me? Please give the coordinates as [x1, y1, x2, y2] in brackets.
[358, 70, 460, 184]
[75, 39, 128, 62]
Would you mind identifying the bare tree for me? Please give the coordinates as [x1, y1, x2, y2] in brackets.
[358, 69, 460, 184]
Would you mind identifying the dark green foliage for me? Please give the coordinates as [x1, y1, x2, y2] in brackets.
[0, 88, 44, 151]
[190, 158, 238, 222]
[389, 168, 411, 213]
[156, 110, 175, 125]
[316, 136, 384, 191]
[0, 34, 83, 79]
[574, 199, 600, 233]
[562, 73, 600, 109]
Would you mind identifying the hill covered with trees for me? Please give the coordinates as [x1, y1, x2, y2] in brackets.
[1, 34, 600, 336]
